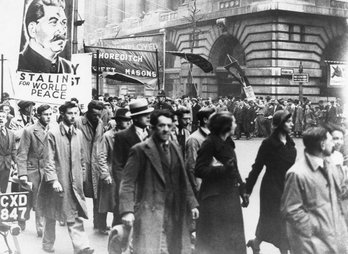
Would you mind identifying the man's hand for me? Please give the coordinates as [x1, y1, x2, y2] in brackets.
[19, 175, 28, 184]
[191, 208, 199, 220]
[103, 176, 112, 185]
[241, 193, 250, 208]
[52, 180, 63, 193]
[122, 213, 135, 227]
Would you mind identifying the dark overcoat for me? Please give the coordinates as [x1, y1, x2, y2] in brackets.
[75, 116, 104, 199]
[245, 133, 297, 249]
[37, 124, 88, 222]
[112, 125, 141, 183]
[194, 135, 246, 254]
[119, 137, 198, 254]
[17, 122, 47, 210]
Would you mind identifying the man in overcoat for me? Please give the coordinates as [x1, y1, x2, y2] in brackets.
[281, 126, 348, 254]
[17, 104, 52, 237]
[120, 109, 199, 254]
[185, 108, 214, 195]
[112, 99, 153, 225]
[75, 100, 108, 234]
[98, 108, 132, 227]
[38, 101, 93, 254]
[0, 105, 17, 193]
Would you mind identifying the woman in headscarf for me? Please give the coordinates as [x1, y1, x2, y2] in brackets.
[246, 110, 297, 254]
[195, 111, 248, 254]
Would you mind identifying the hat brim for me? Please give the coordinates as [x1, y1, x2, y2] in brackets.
[130, 107, 154, 117]
[114, 116, 132, 121]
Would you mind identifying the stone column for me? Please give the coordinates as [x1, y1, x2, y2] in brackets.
[163, 0, 173, 10]
[124, 0, 144, 18]
[108, 0, 124, 24]
[144, 0, 157, 12]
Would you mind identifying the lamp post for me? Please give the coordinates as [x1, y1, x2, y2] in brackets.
[299, 61, 303, 103]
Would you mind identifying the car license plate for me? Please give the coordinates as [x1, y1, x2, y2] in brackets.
[0, 192, 30, 222]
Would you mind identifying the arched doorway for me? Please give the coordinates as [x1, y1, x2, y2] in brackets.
[209, 35, 246, 97]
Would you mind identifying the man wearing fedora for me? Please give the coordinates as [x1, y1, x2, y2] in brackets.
[98, 108, 132, 227]
[112, 98, 153, 224]
[119, 109, 199, 254]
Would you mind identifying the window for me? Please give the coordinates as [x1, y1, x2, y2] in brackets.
[288, 24, 305, 42]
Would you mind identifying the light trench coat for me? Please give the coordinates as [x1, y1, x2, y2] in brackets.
[75, 116, 105, 199]
[38, 123, 88, 221]
[281, 152, 348, 254]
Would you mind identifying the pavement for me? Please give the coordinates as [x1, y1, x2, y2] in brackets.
[0, 137, 305, 254]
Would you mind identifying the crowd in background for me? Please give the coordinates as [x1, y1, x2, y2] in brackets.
[0, 90, 347, 254]
[91, 91, 346, 140]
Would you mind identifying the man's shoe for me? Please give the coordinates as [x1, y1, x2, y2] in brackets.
[98, 228, 109, 235]
[42, 246, 55, 253]
[18, 221, 26, 231]
[78, 247, 94, 254]
[246, 239, 260, 254]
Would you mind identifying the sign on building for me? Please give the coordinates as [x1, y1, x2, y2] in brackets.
[292, 74, 309, 83]
[327, 63, 347, 87]
[281, 68, 294, 76]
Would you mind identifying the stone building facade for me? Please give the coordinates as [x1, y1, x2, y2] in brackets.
[83, 0, 348, 101]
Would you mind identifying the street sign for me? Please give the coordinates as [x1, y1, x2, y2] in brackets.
[0, 192, 30, 222]
[281, 68, 294, 76]
[292, 74, 309, 82]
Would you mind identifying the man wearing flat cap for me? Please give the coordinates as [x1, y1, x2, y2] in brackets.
[9, 101, 36, 133]
[98, 108, 132, 227]
[191, 98, 201, 132]
[154, 90, 173, 111]
[112, 99, 153, 225]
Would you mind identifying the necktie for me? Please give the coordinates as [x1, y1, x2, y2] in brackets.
[67, 127, 72, 140]
[162, 143, 171, 163]
[162, 143, 169, 153]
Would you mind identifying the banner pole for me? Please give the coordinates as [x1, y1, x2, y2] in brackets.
[162, 32, 166, 91]
[1, 54, 3, 102]
[96, 50, 100, 97]
[155, 49, 161, 91]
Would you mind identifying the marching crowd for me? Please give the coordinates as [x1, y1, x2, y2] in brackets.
[0, 90, 347, 254]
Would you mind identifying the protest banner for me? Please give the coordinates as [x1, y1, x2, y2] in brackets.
[243, 86, 256, 101]
[100, 33, 165, 65]
[84, 46, 158, 90]
[12, 53, 92, 107]
[18, 0, 73, 73]
[97, 33, 165, 90]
